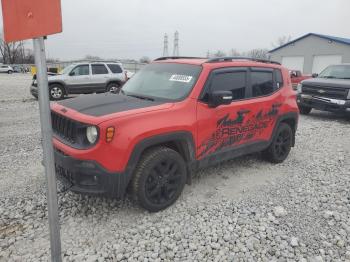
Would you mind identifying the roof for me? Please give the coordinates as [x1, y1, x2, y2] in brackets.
[269, 33, 350, 53]
[154, 56, 281, 66]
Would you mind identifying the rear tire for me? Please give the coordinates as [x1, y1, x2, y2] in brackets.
[263, 123, 293, 163]
[8, 70, 13, 74]
[49, 84, 65, 100]
[107, 83, 121, 94]
[298, 105, 312, 115]
[131, 147, 187, 212]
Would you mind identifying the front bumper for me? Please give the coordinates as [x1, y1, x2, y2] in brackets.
[54, 149, 128, 198]
[297, 94, 350, 113]
[30, 84, 38, 98]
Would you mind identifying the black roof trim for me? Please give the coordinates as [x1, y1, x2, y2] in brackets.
[206, 56, 281, 65]
[154, 56, 206, 61]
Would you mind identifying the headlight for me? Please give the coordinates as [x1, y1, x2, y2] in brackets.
[86, 126, 98, 144]
[33, 80, 37, 85]
[297, 83, 302, 94]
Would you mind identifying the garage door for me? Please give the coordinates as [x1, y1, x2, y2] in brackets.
[312, 55, 342, 74]
[281, 56, 305, 72]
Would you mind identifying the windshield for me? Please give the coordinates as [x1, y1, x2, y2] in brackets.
[122, 63, 201, 101]
[60, 64, 75, 75]
[318, 65, 350, 79]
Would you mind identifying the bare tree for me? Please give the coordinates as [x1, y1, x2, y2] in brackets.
[230, 49, 241, 56]
[139, 56, 151, 64]
[212, 50, 227, 58]
[246, 48, 270, 59]
[272, 35, 292, 48]
[84, 55, 102, 60]
[0, 33, 24, 64]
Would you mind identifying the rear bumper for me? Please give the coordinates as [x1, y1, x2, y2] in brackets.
[297, 94, 350, 113]
[54, 149, 128, 198]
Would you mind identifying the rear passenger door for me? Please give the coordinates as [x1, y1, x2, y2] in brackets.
[90, 64, 110, 92]
[196, 67, 284, 162]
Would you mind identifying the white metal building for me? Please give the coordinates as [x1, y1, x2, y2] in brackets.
[269, 33, 350, 74]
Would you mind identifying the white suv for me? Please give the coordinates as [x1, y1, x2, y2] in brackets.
[30, 62, 127, 100]
[0, 65, 14, 74]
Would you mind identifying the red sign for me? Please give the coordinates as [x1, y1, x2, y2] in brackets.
[1, 0, 62, 43]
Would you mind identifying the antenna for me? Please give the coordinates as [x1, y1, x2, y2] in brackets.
[173, 31, 179, 57]
[163, 34, 169, 57]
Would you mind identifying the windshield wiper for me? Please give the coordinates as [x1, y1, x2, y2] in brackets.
[127, 94, 154, 101]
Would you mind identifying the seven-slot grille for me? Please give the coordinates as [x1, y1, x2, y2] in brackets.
[302, 85, 348, 100]
[51, 111, 78, 144]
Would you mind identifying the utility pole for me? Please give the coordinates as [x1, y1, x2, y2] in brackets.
[163, 33, 169, 57]
[173, 31, 179, 57]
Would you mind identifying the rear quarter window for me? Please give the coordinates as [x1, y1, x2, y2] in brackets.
[107, 64, 123, 74]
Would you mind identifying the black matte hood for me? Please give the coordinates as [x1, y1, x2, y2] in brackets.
[58, 93, 164, 117]
[302, 78, 350, 89]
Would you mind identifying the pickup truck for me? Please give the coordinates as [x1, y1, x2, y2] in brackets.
[289, 70, 311, 90]
[297, 64, 350, 115]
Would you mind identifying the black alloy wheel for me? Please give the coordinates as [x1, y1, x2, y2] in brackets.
[263, 123, 293, 163]
[131, 147, 187, 212]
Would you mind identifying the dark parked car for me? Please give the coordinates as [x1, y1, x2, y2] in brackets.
[297, 64, 350, 115]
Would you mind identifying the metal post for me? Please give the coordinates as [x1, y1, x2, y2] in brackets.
[33, 37, 62, 262]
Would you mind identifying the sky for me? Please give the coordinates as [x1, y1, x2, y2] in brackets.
[1, 0, 349, 61]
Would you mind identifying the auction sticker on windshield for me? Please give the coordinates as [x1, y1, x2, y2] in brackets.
[169, 74, 193, 83]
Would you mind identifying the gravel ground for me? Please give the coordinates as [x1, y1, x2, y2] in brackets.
[0, 74, 349, 261]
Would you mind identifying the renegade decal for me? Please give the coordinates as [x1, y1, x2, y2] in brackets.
[197, 105, 281, 159]
[169, 74, 193, 83]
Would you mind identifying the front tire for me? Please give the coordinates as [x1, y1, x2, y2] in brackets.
[298, 105, 312, 115]
[49, 84, 65, 100]
[131, 147, 187, 212]
[263, 123, 293, 163]
[8, 70, 13, 74]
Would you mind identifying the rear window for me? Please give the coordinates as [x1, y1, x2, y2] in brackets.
[92, 64, 109, 75]
[107, 64, 123, 74]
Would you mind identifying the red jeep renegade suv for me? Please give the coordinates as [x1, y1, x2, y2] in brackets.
[51, 57, 299, 212]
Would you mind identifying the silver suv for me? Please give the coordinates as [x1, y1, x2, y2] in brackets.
[30, 62, 127, 100]
[0, 65, 14, 74]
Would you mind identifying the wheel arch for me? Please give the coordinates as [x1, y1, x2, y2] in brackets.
[124, 131, 196, 187]
[49, 81, 67, 95]
[273, 112, 299, 147]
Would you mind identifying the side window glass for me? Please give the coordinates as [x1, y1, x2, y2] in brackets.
[251, 71, 274, 97]
[107, 64, 123, 73]
[210, 72, 247, 101]
[92, 64, 109, 75]
[71, 65, 89, 76]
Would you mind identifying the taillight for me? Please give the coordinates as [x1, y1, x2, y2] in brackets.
[106, 127, 115, 143]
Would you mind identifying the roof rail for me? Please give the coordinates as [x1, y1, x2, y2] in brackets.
[89, 60, 122, 64]
[206, 56, 281, 65]
[154, 56, 206, 61]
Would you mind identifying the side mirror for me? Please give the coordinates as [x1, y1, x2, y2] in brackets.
[312, 73, 318, 78]
[69, 71, 75, 76]
[208, 91, 232, 108]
